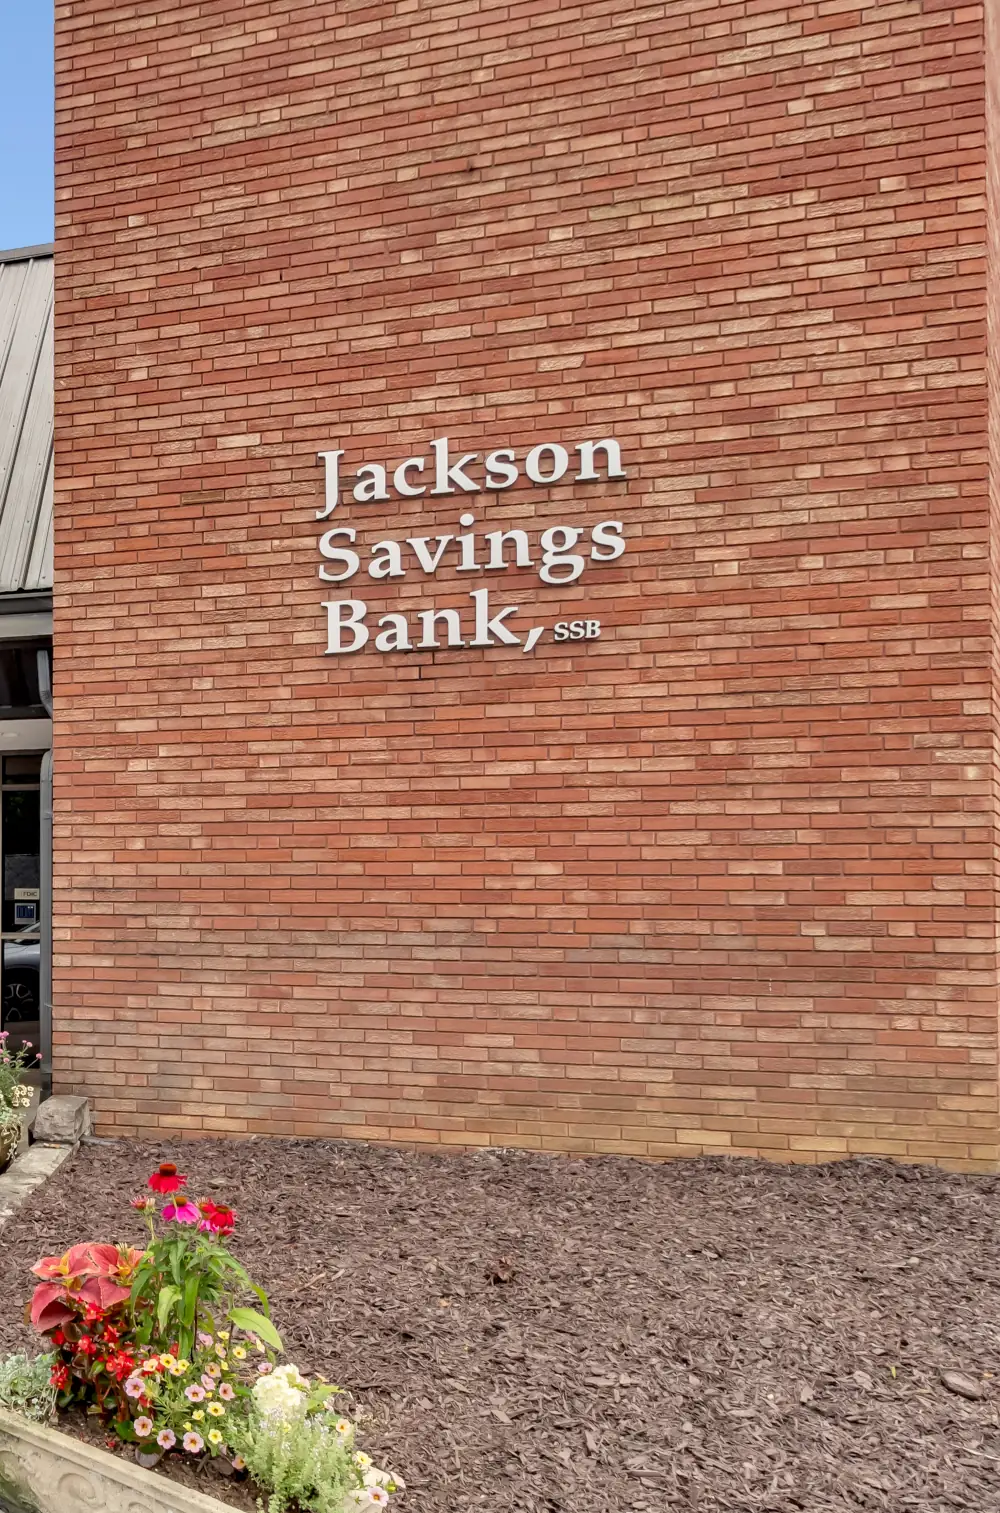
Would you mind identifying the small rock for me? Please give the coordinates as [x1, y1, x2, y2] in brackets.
[941, 1370, 983, 1401]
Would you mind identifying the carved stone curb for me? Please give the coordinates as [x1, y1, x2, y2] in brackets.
[0, 1145, 74, 1231]
[0, 1409, 232, 1513]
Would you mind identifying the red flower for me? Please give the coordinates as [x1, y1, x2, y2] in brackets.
[51, 1329, 66, 1347]
[50, 1364, 69, 1390]
[77, 1335, 98, 1357]
[197, 1200, 237, 1238]
[104, 1350, 136, 1382]
[148, 1163, 187, 1195]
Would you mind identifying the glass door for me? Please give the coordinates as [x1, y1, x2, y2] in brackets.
[1, 754, 42, 1060]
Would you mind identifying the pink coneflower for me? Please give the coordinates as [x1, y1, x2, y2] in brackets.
[157, 1428, 176, 1450]
[183, 1431, 204, 1454]
[162, 1198, 200, 1225]
[184, 1383, 207, 1403]
[133, 1416, 154, 1439]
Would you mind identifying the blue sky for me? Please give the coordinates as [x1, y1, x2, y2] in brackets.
[0, 0, 54, 250]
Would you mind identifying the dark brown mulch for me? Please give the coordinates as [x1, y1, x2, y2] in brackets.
[1, 1140, 999, 1512]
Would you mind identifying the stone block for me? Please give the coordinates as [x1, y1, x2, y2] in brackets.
[32, 1095, 91, 1145]
[0, 1407, 232, 1512]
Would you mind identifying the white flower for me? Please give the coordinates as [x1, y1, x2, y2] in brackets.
[364, 1467, 404, 1491]
[252, 1368, 307, 1423]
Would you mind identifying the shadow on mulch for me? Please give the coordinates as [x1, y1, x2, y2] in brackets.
[0, 1139, 998, 1512]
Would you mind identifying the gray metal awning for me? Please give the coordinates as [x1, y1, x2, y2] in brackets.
[0, 247, 54, 596]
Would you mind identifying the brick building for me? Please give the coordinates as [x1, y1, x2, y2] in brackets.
[46, 0, 997, 1168]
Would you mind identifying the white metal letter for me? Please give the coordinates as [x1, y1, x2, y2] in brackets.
[323, 600, 370, 654]
[369, 539, 406, 579]
[418, 607, 465, 648]
[590, 519, 626, 562]
[470, 588, 520, 647]
[525, 443, 569, 485]
[430, 437, 480, 495]
[375, 614, 413, 651]
[575, 438, 626, 482]
[484, 449, 518, 489]
[317, 450, 344, 519]
[318, 527, 360, 582]
[353, 463, 389, 503]
[393, 457, 426, 497]
[485, 529, 532, 571]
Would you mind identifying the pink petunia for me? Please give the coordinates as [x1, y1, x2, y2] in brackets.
[218, 1381, 235, 1401]
[134, 1416, 154, 1438]
[184, 1383, 207, 1403]
[157, 1428, 176, 1450]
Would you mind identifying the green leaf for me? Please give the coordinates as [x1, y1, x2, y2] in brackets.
[228, 1308, 283, 1353]
[156, 1284, 181, 1334]
[182, 1276, 199, 1329]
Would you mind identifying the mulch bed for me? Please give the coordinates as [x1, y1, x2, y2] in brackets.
[0, 1140, 999, 1512]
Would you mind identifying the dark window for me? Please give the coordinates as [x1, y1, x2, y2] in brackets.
[0, 643, 46, 718]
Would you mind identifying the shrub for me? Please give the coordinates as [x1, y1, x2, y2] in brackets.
[29, 1242, 146, 1419]
[0, 1030, 34, 1161]
[226, 1367, 404, 1512]
[0, 1353, 56, 1421]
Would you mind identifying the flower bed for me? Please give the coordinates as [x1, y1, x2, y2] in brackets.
[0, 1162, 403, 1513]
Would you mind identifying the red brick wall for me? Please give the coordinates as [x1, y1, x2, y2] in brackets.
[53, 0, 997, 1168]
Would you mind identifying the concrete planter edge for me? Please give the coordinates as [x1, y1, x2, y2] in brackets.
[0, 1408, 232, 1513]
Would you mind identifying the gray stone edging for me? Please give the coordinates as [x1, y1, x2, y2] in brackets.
[0, 1095, 95, 1232]
[0, 1145, 74, 1230]
[0, 1408, 233, 1513]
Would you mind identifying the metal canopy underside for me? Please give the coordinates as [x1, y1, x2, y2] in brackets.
[0, 251, 53, 596]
